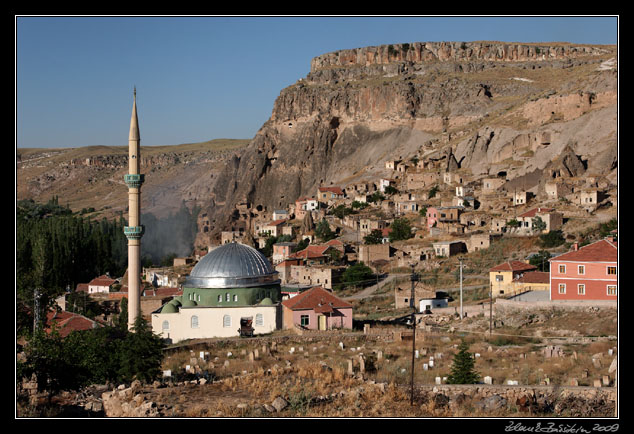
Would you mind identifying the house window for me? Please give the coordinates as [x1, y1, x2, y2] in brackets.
[578, 284, 585, 295]
[495, 275, 504, 282]
[607, 266, 617, 275]
[300, 315, 310, 326]
[223, 315, 231, 328]
[191, 315, 199, 328]
[558, 284, 566, 294]
[607, 285, 617, 296]
[578, 265, 585, 275]
[559, 265, 566, 274]
[162, 320, 170, 331]
[255, 313, 263, 326]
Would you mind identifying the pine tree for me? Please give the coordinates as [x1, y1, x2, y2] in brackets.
[446, 340, 481, 384]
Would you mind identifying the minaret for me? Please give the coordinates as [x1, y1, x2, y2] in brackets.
[124, 87, 144, 330]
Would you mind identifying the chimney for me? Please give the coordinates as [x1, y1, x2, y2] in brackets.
[572, 242, 579, 251]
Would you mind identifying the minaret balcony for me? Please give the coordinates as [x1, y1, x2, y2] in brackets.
[124, 174, 145, 189]
[124, 225, 145, 240]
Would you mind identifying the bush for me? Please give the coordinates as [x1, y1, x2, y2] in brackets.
[539, 230, 565, 248]
[389, 218, 412, 242]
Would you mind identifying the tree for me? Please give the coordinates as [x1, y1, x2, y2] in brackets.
[446, 340, 481, 384]
[115, 316, 165, 384]
[342, 262, 374, 288]
[539, 230, 565, 248]
[294, 238, 310, 252]
[389, 218, 412, 242]
[531, 216, 547, 233]
[315, 219, 335, 242]
[363, 229, 384, 245]
[529, 250, 551, 272]
[384, 185, 398, 196]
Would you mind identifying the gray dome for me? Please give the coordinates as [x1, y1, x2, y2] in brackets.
[185, 242, 280, 289]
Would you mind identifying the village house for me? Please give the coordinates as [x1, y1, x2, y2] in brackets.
[87, 275, 117, 294]
[45, 310, 100, 338]
[317, 186, 345, 205]
[549, 238, 617, 301]
[358, 243, 393, 264]
[426, 206, 463, 229]
[281, 286, 353, 331]
[406, 171, 439, 190]
[289, 265, 344, 290]
[259, 219, 288, 238]
[378, 178, 397, 193]
[272, 242, 297, 264]
[432, 240, 466, 257]
[145, 268, 179, 288]
[466, 232, 493, 252]
[577, 189, 606, 211]
[510, 271, 550, 295]
[544, 181, 573, 201]
[513, 191, 535, 206]
[288, 244, 337, 266]
[394, 281, 441, 309]
[385, 159, 402, 170]
[272, 209, 289, 221]
[460, 212, 491, 232]
[443, 172, 465, 185]
[359, 217, 388, 236]
[489, 260, 538, 297]
[396, 200, 421, 215]
[514, 207, 564, 235]
[275, 258, 302, 284]
[294, 196, 318, 220]
[482, 177, 506, 194]
[173, 257, 194, 267]
[490, 217, 508, 234]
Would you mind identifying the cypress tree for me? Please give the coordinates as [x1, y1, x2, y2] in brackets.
[446, 340, 481, 384]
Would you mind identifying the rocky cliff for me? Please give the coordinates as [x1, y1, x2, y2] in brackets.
[204, 41, 617, 243]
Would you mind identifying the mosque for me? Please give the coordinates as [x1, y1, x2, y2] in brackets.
[151, 242, 283, 342]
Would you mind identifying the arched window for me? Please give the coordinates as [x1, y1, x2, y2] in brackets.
[191, 315, 199, 328]
[218, 295, 222, 303]
[233, 294, 238, 302]
[223, 315, 231, 328]
[226, 293, 230, 302]
[255, 313, 263, 326]
[162, 320, 170, 331]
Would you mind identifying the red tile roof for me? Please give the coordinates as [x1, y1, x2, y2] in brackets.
[88, 275, 117, 287]
[282, 286, 352, 311]
[267, 219, 287, 226]
[318, 186, 344, 195]
[518, 207, 554, 218]
[514, 271, 550, 284]
[75, 283, 89, 293]
[289, 245, 331, 260]
[550, 239, 617, 263]
[45, 310, 98, 337]
[490, 261, 537, 273]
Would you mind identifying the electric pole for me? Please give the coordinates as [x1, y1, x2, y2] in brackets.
[410, 263, 418, 406]
[459, 258, 464, 320]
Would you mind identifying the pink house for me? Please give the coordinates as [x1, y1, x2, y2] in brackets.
[281, 286, 353, 330]
[549, 238, 617, 301]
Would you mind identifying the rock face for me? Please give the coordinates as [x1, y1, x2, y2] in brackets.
[205, 41, 617, 239]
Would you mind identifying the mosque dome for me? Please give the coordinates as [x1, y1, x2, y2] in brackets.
[161, 303, 178, 313]
[181, 299, 197, 307]
[185, 242, 280, 289]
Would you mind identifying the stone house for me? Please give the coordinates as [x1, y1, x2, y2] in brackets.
[443, 172, 465, 185]
[394, 282, 440, 310]
[432, 240, 466, 257]
[385, 160, 401, 170]
[358, 243, 393, 264]
[426, 206, 463, 229]
[275, 259, 302, 284]
[514, 207, 563, 235]
[295, 196, 318, 220]
[578, 189, 606, 210]
[378, 178, 397, 193]
[513, 191, 535, 206]
[396, 200, 421, 215]
[359, 217, 387, 236]
[482, 177, 506, 193]
[272, 209, 289, 221]
[317, 186, 345, 205]
[406, 171, 439, 190]
[544, 181, 573, 201]
[466, 233, 493, 252]
[259, 219, 288, 238]
[289, 265, 344, 290]
[490, 217, 508, 233]
[272, 242, 297, 264]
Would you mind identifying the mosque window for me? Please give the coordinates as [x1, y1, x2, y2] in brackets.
[256, 313, 263, 326]
[162, 320, 170, 331]
[191, 315, 199, 328]
[226, 293, 230, 302]
[218, 295, 222, 303]
[233, 294, 238, 302]
[223, 315, 231, 328]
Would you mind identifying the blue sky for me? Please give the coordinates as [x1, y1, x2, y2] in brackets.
[16, 16, 618, 149]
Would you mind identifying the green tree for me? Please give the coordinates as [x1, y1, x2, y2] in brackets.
[539, 230, 565, 248]
[532, 216, 547, 233]
[115, 317, 165, 384]
[342, 262, 374, 288]
[367, 192, 385, 203]
[363, 229, 384, 245]
[389, 218, 412, 242]
[529, 250, 551, 272]
[384, 185, 398, 195]
[294, 238, 310, 252]
[446, 340, 481, 384]
[428, 185, 439, 199]
[315, 219, 335, 242]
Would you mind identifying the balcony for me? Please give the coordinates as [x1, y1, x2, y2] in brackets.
[124, 173, 145, 189]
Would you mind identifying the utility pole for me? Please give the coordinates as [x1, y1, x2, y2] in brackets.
[459, 258, 464, 320]
[489, 282, 493, 337]
[410, 263, 418, 406]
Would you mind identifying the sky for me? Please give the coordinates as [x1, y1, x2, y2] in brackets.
[16, 16, 618, 149]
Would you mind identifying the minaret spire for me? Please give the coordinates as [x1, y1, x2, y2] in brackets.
[124, 87, 144, 331]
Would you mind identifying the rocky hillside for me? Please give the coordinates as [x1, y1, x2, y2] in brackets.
[205, 41, 617, 243]
[16, 139, 249, 221]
